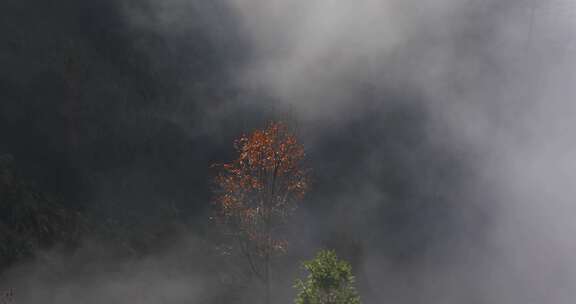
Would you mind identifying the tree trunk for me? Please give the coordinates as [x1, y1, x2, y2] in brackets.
[264, 249, 271, 304]
[265, 278, 271, 304]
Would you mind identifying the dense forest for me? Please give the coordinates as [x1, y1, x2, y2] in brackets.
[1, 0, 576, 303]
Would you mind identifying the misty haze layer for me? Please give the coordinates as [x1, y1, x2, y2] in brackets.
[227, 0, 576, 303]
[1, 0, 576, 303]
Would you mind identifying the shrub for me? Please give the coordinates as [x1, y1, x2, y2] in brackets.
[295, 250, 361, 304]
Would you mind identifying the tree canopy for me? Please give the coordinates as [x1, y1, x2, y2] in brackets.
[295, 250, 361, 304]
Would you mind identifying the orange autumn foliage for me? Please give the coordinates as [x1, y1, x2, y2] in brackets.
[212, 122, 308, 272]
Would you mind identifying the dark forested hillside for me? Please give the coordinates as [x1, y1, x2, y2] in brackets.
[0, 0, 247, 216]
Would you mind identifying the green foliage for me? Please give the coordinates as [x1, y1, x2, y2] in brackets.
[0, 154, 196, 269]
[0, 155, 86, 269]
[295, 250, 361, 304]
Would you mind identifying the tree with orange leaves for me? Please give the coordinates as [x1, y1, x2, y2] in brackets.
[212, 121, 309, 304]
